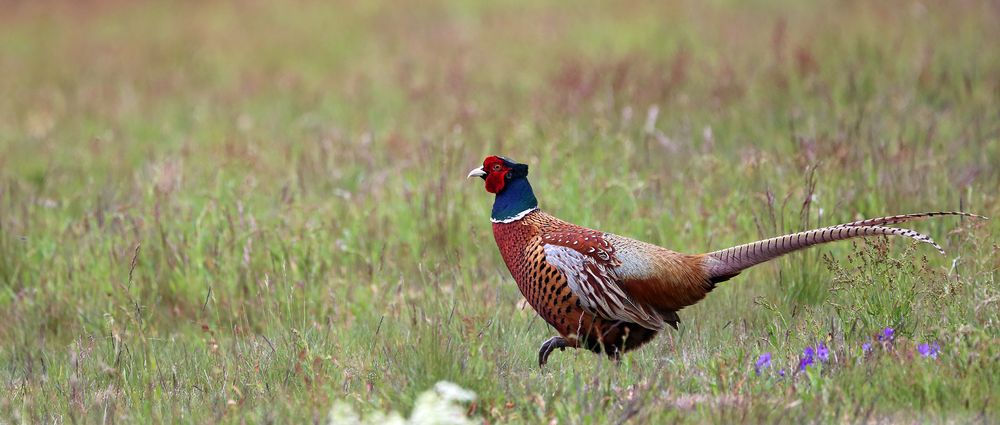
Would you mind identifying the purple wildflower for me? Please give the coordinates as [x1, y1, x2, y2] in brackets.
[817, 344, 830, 362]
[917, 342, 941, 359]
[798, 356, 814, 371]
[862, 342, 872, 354]
[799, 346, 816, 371]
[778, 369, 786, 377]
[755, 353, 772, 375]
[878, 327, 895, 343]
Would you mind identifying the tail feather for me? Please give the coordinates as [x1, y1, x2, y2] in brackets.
[835, 211, 985, 228]
[702, 211, 984, 282]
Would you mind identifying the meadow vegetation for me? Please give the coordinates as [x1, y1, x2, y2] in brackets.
[1, 0, 998, 423]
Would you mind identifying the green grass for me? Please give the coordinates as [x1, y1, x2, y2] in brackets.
[1, 0, 999, 423]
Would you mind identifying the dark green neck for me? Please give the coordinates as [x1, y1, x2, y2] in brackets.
[491, 177, 538, 223]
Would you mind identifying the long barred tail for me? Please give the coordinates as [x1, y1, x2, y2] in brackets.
[702, 212, 985, 283]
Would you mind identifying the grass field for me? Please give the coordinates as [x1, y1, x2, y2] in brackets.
[2, 0, 999, 423]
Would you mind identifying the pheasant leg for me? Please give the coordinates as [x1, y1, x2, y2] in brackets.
[538, 336, 569, 367]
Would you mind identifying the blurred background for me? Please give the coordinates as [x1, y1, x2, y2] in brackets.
[1, 0, 998, 423]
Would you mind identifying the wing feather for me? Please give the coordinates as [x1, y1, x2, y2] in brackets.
[542, 243, 665, 330]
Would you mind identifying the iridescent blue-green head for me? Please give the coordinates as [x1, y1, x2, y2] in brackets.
[468, 156, 538, 223]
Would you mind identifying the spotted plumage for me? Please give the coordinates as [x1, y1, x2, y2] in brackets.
[468, 156, 985, 366]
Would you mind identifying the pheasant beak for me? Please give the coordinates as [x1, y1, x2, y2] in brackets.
[467, 167, 487, 179]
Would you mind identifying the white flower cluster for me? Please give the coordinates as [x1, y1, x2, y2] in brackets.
[327, 381, 480, 425]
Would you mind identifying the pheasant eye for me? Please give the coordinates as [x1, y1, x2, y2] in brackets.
[492, 164, 502, 171]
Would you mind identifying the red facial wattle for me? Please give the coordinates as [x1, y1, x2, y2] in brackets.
[481, 156, 510, 193]
[485, 169, 508, 193]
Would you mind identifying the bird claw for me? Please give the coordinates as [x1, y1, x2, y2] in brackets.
[538, 336, 568, 367]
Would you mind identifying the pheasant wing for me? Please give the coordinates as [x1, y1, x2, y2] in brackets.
[541, 230, 666, 331]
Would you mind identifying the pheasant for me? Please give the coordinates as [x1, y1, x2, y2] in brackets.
[467, 155, 983, 366]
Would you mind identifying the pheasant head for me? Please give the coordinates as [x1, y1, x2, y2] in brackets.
[468, 155, 538, 223]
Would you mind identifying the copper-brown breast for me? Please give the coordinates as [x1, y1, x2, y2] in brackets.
[492, 215, 586, 336]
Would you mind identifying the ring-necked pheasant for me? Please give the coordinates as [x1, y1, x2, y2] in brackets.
[468, 155, 984, 366]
